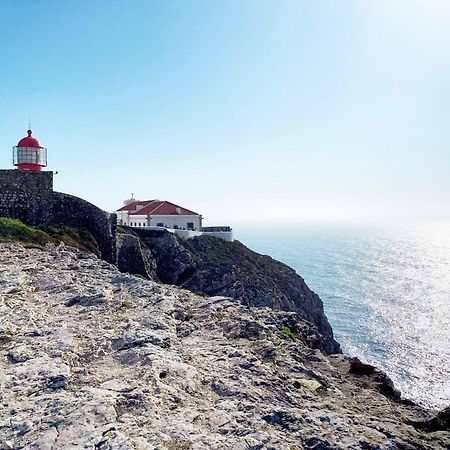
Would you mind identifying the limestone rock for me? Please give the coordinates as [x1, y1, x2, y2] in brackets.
[116, 233, 156, 280]
[0, 243, 448, 449]
[123, 229, 340, 354]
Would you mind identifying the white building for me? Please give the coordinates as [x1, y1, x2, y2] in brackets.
[116, 199, 202, 230]
[115, 198, 234, 242]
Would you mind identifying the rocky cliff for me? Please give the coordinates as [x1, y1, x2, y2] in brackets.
[1, 243, 448, 449]
[117, 229, 340, 354]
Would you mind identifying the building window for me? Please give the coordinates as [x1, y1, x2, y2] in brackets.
[187, 222, 194, 230]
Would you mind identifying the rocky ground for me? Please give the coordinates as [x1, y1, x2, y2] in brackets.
[1, 243, 449, 449]
[118, 229, 340, 354]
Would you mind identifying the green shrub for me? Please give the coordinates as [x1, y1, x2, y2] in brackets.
[43, 225, 99, 255]
[0, 217, 56, 247]
[281, 326, 296, 341]
[117, 225, 128, 234]
[182, 235, 235, 266]
[0, 217, 99, 256]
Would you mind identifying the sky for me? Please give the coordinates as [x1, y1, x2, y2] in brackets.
[0, 0, 449, 225]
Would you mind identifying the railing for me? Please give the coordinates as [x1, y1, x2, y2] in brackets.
[201, 226, 232, 232]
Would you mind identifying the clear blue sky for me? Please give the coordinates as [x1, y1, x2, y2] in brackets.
[1, 0, 449, 224]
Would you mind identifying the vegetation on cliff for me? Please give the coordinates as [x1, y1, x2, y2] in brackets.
[0, 217, 55, 249]
[0, 217, 99, 255]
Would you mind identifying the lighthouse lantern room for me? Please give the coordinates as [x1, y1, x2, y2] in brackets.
[13, 130, 47, 171]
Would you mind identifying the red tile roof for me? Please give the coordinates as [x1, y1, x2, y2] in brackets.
[117, 200, 199, 216]
[116, 200, 154, 212]
[131, 200, 164, 215]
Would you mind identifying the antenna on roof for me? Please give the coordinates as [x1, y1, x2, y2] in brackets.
[28, 117, 31, 130]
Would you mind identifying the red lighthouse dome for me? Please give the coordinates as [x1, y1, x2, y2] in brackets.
[13, 129, 48, 171]
[17, 130, 42, 148]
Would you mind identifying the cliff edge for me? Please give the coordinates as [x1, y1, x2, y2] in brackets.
[0, 244, 448, 449]
[117, 228, 340, 354]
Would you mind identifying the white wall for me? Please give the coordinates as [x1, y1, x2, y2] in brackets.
[173, 229, 234, 242]
[201, 230, 234, 242]
[148, 214, 202, 230]
[116, 203, 147, 226]
[120, 214, 147, 227]
[172, 229, 203, 239]
[116, 211, 129, 225]
[116, 212, 202, 230]
[116, 219, 234, 241]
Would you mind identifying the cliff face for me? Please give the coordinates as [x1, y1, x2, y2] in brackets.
[0, 243, 448, 449]
[118, 229, 340, 354]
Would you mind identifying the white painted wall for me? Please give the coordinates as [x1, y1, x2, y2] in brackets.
[201, 230, 234, 242]
[120, 214, 147, 227]
[171, 229, 234, 242]
[148, 214, 201, 230]
[116, 219, 234, 241]
[116, 212, 202, 230]
[172, 229, 203, 239]
[116, 203, 148, 226]
[116, 211, 129, 225]
[117, 211, 148, 226]
[115, 206, 232, 240]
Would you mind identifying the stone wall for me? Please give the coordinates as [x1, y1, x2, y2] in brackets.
[0, 169, 117, 263]
[0, 170, 53, 225]
[51, 192, 117, 263]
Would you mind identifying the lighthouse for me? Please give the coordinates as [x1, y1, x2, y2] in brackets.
[12, 129, 47, 171]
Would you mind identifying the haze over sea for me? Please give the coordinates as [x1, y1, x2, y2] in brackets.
[237, 220, 450, 410]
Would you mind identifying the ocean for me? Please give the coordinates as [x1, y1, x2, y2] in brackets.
[236, 221, 450, 410]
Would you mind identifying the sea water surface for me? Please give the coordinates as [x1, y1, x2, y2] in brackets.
[236, 221, 450, 410]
